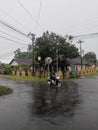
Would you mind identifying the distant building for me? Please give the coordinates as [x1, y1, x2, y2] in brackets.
[0, 66, 5, 74]
[67, 57, 87, 71]
[9, 58, 32, 66]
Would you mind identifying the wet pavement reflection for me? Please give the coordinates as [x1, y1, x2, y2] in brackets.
[30, 82, 80, 117]
[0, 76, 98, 130]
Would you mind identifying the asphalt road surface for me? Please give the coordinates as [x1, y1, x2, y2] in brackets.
[0, 76, 98, 130]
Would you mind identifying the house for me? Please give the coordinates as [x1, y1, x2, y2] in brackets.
[67, 57, 87, 71]
[0, 66, 5, 74]
[9, 58, 33, 66]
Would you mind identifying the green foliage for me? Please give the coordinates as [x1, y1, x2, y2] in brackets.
[5, 75, 47, 82]
[13, 31, 79, 72]
[12, 65, 20, 71]
[0, 85, 12, 96]
[35, 31, 79, 71]
[20, 63, 30, 70]
[83, 52, 97, 65]
[36, 31, 79, 60]
[14, 48, 21, 58]
[14, 48, 32, 59]
[4, 64, 13, 74]
[70, 70, 77, 78]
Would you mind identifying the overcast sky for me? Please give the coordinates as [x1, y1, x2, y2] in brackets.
[0, 0, 98, 63]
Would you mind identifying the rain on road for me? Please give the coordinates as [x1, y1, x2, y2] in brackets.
[0, 76, 98, 130]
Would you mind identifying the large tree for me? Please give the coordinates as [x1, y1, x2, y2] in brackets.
[83, 52, 97, 65]
[35, 31, 79, 75]
[36, 31, 79, 61]
[14, 48, 32, 59]
[14, 31, 79, 75]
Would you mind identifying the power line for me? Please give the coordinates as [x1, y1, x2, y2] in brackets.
[0, 30, 27, 43]
[17, 0, 35, 22]
[0, 51, 14, 59]
[0, 8, 29, 33]
[0, 45, 26, 59]
[73, 32, 98, 40]
[35, 0, 43, 34]
[17, 0, 44, 33]
[0, 35, 28, 45]
[0, 17, 29, 39]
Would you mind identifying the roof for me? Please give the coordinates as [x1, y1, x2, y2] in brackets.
[67, 57, 87, 65]
[9, 58, 33, 65]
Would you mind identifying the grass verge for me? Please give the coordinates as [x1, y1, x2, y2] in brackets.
[2, 71, 98, 82]
[3, 75, 47, 82]
[84, 71, 98, 77]
[0, 85, 12, 96]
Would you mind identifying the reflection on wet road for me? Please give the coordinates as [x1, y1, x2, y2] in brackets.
[0, 76, 98, 130]
[30, 82, 79, 117]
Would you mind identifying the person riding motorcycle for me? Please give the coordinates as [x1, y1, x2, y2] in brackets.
[49, 71, 58, 85]
[47, 71, 62, 87]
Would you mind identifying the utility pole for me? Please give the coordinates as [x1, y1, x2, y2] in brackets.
[56, 48, 58, 72]
[77, 40, 84, 70]
[28, 32, 35, 76]
[56, 43, 59, 72]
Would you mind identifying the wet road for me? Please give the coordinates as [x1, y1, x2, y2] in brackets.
[0, 76, 98, 130]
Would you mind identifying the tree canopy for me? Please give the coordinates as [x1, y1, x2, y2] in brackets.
[14, 48, 32, 59]
[83, 52, 97, 65]
[14, 31, 79, 72]
[36, 31, 79, 61]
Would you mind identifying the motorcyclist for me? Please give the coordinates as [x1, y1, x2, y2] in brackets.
[49, 71, 58, 85]
[47, 71, 61, 87]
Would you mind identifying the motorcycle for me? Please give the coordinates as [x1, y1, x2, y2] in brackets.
[47, 76, 62, 88]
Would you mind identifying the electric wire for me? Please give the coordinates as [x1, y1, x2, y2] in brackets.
[0, 35, 28, 45]
[17, 0, 35, 22]
[17, 0, 44, 32]
[0, 17, 29, 39]
[0, 30, 27, 43]
[0, 8, 29, 33]
[0, 51, 14, 59]
[34, 0, 43, 34]
[73, 32, 98, 40]
[59, 9, 98, 35]
[0, 45, 27, 59]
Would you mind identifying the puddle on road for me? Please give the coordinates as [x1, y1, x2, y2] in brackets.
[1, 77, 98, 130]
[29, 81, 80, 117]
[0, 78, 80, 118]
